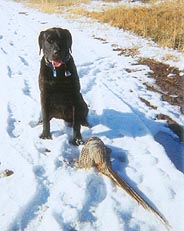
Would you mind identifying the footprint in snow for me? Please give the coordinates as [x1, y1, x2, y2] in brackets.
[53, 212, 78, 231]
[79, 174, 107, 222]
[34, 143, 51, 156]
[29, 119, 42, 128]
[19, 56, 29, 66]
[6, 103, 18, 138]
[22, 79, 31, 96]
[9, 41, 14, 46]
[7, 65, 12, 78]
[1, 47, 7, 54]
[9, 165, 50, 231]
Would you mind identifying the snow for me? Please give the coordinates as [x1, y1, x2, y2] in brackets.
[0, 0, 184, 231]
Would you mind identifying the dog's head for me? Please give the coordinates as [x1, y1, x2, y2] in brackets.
[38, 27, 72, 66]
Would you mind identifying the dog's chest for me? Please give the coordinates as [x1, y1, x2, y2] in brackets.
[45, 73, 78, 105]
[44, 67, 75, 91]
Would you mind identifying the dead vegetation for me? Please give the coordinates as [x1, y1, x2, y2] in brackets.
[80, 1, 184, 51]
[139, 58, 184, 113]
[16, 0, 90, 13]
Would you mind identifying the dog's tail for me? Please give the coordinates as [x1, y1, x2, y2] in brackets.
[100, 166, 172, 231]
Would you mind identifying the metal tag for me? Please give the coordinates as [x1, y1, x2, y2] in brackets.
[53, 69, 57, 77]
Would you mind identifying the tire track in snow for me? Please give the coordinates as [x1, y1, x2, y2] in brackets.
[92, 58, 158, 138]
[82, 56, 151, 138]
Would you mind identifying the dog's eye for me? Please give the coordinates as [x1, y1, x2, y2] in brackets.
[47, 38, 54, 44]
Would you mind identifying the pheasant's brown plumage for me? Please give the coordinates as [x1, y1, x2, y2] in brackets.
[78, 137, 172, 231]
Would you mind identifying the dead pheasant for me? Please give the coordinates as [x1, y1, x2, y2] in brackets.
[78, 137, 172, 231]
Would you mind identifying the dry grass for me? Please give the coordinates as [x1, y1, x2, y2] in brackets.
[101, 0, 120, 2]
[163, 54, 180, 62]
[140, 0, 158, 2]
[17, 0, 89, 13]
[82, 1, 184, 51]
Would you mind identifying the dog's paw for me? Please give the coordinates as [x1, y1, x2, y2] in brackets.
[39, 132, 52, 139]
[72, 138, 84, 146]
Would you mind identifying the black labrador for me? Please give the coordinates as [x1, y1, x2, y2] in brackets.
[38, 27, 88, 145]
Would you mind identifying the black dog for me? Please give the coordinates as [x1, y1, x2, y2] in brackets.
[38, 27, 88, 145]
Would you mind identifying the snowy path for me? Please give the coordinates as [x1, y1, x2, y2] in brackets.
[0, 1, 184, 231]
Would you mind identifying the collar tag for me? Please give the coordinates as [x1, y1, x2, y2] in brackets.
[65, 70, 71, 77]
[53, 68, 57, 77]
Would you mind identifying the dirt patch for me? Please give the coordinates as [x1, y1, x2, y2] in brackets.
[113, 47, 140, 57]
[138, 58, 184, 141]
[0, 169, 14, 178]
[139, 58, 184, 113]
[93, 36, 107, 43]
[139, 97, 157, 110]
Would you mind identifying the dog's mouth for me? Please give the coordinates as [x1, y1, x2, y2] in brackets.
[51, 59, 63, 68]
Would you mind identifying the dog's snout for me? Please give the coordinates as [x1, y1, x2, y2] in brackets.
[53, 49, 60, 55]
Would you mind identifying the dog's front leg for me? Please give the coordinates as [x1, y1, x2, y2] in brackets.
[40, 94, 52, 139]
[40, 115, 51, 139]
[72, 106, 84, 145]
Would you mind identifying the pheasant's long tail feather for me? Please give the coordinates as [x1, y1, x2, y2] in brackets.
[101, 166, 172, 231]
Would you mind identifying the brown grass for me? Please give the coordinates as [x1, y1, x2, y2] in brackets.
[140, 0, 157, 3]
[81, 1, 184, 51]
[17, 0, 89, 13]
[101, 0, 120, 2]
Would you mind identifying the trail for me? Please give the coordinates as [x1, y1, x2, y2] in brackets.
[0, 1, 184, 231]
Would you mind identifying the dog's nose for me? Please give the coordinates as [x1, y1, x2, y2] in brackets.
[53, 50, 60, 55]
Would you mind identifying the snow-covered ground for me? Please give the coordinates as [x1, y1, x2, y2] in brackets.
[0, 0, 184, 231]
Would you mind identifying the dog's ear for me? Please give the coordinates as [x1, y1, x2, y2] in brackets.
[64, 29, 72, 53]
[38, 31, 45, 55]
